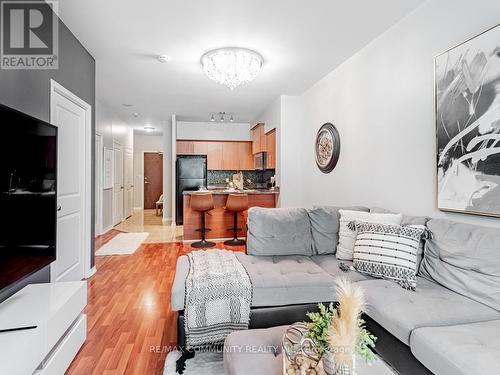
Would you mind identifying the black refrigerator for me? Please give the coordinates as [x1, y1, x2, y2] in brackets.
[176, 155, 207, 225]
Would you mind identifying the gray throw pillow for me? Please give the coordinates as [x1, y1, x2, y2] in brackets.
[308, 206, 369, 255]
[247, 207, 313, 256]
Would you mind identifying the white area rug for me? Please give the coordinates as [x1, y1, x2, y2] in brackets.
[95, 232, 149, 256]
[164, 351, 224, 375]
[163, 350, 395, 375]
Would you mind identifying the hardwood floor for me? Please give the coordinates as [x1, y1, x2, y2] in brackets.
[66, 241, 244, 375]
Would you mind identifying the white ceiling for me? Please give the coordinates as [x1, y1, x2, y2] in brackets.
[58, 0, 424, 127]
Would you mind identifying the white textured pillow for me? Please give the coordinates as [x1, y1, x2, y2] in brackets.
[353, 222, 427, 290]
[336, 210, 403, 260]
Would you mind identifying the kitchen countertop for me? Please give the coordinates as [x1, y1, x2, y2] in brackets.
[183, 188, 279, 195]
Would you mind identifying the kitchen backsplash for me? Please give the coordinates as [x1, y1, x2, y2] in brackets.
[208, 170, 275, 186]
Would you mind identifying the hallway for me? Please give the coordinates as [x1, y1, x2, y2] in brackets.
[114, 209, 183, 243]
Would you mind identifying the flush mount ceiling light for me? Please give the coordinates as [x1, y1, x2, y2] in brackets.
[144, 125, 155, 132]
[201, 47, 263, 90]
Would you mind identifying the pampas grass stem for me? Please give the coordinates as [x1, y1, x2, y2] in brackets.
[328, 278, 366, 368]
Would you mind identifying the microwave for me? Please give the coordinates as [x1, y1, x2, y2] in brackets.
[254, 152, 267, 171]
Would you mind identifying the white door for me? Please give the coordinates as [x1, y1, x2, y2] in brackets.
[124, 147, 134, 218]
[95, 133, 102, 235]
[50, 81, 91, 282]
[113, 142, 124, 225]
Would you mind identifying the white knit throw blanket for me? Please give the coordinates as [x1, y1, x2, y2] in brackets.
[184, 250, 252, 349]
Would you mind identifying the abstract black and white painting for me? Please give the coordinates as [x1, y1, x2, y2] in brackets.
[436, 25, 500, 217]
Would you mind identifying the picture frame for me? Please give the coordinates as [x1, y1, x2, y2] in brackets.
[435, 24, 500, 218]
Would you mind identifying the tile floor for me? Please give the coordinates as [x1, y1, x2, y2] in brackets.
[114, 209, 183, 243]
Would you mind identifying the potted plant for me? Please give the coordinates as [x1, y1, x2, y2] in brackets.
[305, 279, 376, 375]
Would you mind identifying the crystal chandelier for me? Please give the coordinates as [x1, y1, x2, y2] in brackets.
[201, 48, 263, 90]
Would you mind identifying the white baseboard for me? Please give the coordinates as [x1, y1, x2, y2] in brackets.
[133, 207, 142, 211]
[85, 266, 97, 279]
[162, 217, 173, 224]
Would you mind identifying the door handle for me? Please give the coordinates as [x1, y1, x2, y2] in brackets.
[57, 205, 62, 212]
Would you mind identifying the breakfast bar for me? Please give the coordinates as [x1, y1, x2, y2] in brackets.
[182, 189, 279, 241]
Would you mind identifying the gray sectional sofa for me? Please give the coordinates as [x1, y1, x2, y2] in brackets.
[171, 206, 500, 375]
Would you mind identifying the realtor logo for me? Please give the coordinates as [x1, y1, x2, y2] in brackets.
[1, 0, 58, 69]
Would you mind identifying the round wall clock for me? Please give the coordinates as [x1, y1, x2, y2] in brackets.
[315, 123, 341, 173]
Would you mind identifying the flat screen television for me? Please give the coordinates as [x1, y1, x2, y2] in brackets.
[0, 103, 57, 292]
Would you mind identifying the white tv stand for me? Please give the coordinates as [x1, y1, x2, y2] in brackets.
[0, 281, 87, 375]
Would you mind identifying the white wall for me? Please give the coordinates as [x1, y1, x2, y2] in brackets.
[257, 96, 281, 134]
[284, 0, 500, 228]
[280, 95, 304, 207]
[133, 133, 164, 208]
[95, 100, 133, 233]
[177, 121, 251, 141]
[165, 116, 175, 222]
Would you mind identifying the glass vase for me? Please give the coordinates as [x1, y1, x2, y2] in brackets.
[322, 351, 356, 375]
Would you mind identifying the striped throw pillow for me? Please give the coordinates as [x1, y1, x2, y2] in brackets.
[352, 222, 427, 290]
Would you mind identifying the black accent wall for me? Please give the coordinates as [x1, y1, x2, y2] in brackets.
[0, 4, 96, 302]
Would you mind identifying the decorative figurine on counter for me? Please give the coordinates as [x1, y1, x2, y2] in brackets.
[232, 171, 244, 190]
[270, 176, 276, 190]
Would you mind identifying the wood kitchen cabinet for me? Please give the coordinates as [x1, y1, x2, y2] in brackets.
[251, 123, 266, 154]
[223, 142, 254, 170]
[176, 140, 194, 154]
[238, 142, 254, 170]
[222, 142, 239, 170]
[206, 142, 223, 170]
[193, 141, 208, 155]
[176, 140, 253, 171]
[266, 129, 276, 169]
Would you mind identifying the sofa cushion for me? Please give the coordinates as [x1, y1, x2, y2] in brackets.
[308, 206, 369, 255]
[236, 253, 337, 307]
[170, 254, 339, 310]
[224, 326, 285, 375]
[311, 255, 372, 283]
[358, 277, 500, 345]
[336, 210, 403, 261]
[419, 219, 500, 312]
[247, 207, 313, 256]
[411, 320, 500, 375]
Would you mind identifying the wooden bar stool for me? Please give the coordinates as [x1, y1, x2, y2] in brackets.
[191, 192, 216, 248]
[224, 194, 249, 246]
